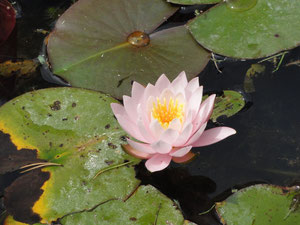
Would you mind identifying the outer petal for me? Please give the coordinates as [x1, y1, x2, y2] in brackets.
[131, 81, 145, 103]
[155, 74, 171, 92]
[186, 122, 207, 146]
[192, 94, 216, 133]
[123, 96, 138, 122]
[187, 86, 203, 120]
[185, 77, 199, 99]
[127, 139, 156, 154]
[191, 127, 236, 147]
[111, 103, 146, 142]
[151, 140, 172, 154]
[171, 71, 188, 94]
[170, 146, 192, 157]
[145, 154, 172, 172]
[123, 144, 151, 159]
[172, 151, 196, 163]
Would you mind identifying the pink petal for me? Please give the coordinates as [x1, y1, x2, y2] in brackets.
[168, 118, 182, 132]
[131, 81, 145, 102]
[186, 122, 207, 146]
[127, 139, 156, 154]
[186, 77, 199, 95]
[187, 86, 203, 120]
[145, 154, 172, 172]
[170, 146, 192, 157]
[191, 127, 236, 147]
[160, 129, 179, 145]
[192, 94, 216, 133]
[155, 74, 171, 92]
[123, 144, 152, 159]
[151, 140, 172, 154]
[111, 102, 126, 116]
[171, 71, 188, 94]
[137, 118, 155, 143]
[123, 96, 138, 122]
[143, 83, 160, 105]
[173, 123, 193, 146]
[111, 103, 146, 142]
[172, 151, 196, 163]
[149, 119, 164, 140]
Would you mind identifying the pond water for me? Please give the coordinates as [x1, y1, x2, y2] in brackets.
[0, 0, 299, 224]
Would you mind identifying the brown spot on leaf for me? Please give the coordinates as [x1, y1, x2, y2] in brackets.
[274, 34, 279, 38]
[50, 100, 61, 111]
[4, 169, 50, 224]
[108, 143, 117, 149]
[105, 160, 114, 165]
[72, 102, 76, 107]
[105, 124, 110, 129]
[130, 217, 137, 221]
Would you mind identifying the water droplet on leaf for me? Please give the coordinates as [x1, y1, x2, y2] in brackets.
[127, 31, 150, 47]
[225, 0, 257, 12]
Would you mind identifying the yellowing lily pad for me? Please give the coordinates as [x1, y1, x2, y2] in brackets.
[0, 88, 140, 224]
[189, 0, 300, 58]
[216, 184, 300, 225]
[47, 0, 210, 99]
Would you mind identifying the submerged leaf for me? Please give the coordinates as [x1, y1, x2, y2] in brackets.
[0, 0, 16, 45]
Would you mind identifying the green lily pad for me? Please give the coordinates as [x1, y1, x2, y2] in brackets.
[47, 0, 210, 99]
[61, 185, 185, 225]
[204, 90, 245, 122]
[0, 88, 140, 224]
[216, 184, 300, 225]
[188, 0, 300, 58]
[166, 0, 221, 5]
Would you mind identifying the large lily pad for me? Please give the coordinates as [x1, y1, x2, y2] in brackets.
[166, 0, 221, 5]
[0, 88, 141, 224]
[216, 184, 300, 225]
[61, 185, 185, 225]
[188, 0, 300, 58]
[47, 0, 210, 99]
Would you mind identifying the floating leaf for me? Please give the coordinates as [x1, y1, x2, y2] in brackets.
[204, 90, 245, 122]
[47, 0, 210, 99]
[166, 0, 221, 5]
[0, 0, 16, 45]
[61, 185, 185, 225]
[216, 184, 300, 225]
[0, 88, 141, 224]
[189, 0, 300, 58]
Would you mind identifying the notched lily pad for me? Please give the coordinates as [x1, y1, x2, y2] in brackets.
[0, 88, 141, 224]
[47, 0, 210, 99]
[189, 0, 300, 58]
[216, 184, 300, 225]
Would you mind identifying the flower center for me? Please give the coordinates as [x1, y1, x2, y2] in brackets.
[152, 97, 184, 129]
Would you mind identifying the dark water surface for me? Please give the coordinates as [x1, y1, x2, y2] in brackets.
[1, 1, 300, 224]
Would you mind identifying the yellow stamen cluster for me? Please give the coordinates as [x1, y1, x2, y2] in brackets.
[152, 97, 184, 129]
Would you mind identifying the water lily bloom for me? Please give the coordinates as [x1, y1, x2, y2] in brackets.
[111, 72, 236, 172]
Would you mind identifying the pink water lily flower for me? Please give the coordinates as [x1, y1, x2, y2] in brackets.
[111, 72, 236, 172]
